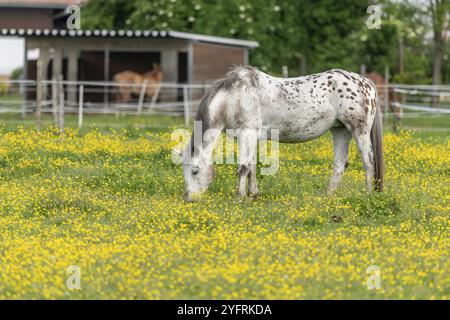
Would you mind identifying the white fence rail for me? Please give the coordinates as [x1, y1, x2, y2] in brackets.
[0, 79, 210, 128]
[0, 79, 449, 131]
[376, 84, 450, 132]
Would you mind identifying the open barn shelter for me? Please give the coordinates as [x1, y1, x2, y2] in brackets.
[0, 28, 259, 102]
[0, 2, 259, 85]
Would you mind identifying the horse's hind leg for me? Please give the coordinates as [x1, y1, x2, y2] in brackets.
[328, 126, 352, 194]
[339, 123, 374, 192]
[353, 132, 374, 192]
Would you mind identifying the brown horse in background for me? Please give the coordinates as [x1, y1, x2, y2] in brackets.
[114, 63, 163, 103]
[365, 71, 400, 118]
[365, 72, 397, 108]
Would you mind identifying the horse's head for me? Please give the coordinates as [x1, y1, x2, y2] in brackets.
[182, 143, 215, 202]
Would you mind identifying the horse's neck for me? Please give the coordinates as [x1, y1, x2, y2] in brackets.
[144, 71, 162, 82]
[192, 125, 223, 165]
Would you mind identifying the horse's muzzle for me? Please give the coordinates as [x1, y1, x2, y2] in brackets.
[184, 191, 195, 203]
[184, 191, 201, 203]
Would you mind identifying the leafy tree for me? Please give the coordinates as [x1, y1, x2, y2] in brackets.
[10, 67, 23, 81]
[355, 1, 434, 84]
[82, 0, 135, 29]
[81, 0, 446, 83]
[82, 0, 369, 75]
[428, 0, 450, 84]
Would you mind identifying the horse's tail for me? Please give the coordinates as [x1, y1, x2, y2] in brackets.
[370, 94, 384, 192]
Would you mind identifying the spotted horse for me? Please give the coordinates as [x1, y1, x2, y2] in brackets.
[182, 66, 384, 202]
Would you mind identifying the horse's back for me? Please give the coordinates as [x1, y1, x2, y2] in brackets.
[202, 67, 378, 143]
[257, 69, 379, 140]
[113, 71, 141, 83]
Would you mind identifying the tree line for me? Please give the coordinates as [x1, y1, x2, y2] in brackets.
[82, 0, 449, 84]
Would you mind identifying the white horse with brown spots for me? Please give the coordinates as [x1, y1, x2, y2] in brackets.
[182, 66, 384, 202]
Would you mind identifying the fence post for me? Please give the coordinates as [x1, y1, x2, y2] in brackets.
[52, 77, 58, 126]
[360, 64, 366, 75]
[36, 59, 43, 130]
[78, 84, 84, 129]
[282, 66, 289, 78]
[392, 90, 399, 133]
[384, 66, 389, 126]
[137, 79, 148, 115]
[58, 75, 64, 132]
[183, 85, 190, 128]
[21, 42, 27, 118]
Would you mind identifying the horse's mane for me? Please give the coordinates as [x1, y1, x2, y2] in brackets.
[191, 66, 260, 154]
[196, 66, 259, 130]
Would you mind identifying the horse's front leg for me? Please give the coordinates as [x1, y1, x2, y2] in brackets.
[237, 164, 249, 198]
[248, 164, 259, 197]
[237, 129, 258, 198]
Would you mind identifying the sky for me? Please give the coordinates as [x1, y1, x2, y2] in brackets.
[0, 37, 24, 75]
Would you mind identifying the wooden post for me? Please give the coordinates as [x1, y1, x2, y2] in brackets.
[360, 64, 366, 75]
[21, 41, 27, 118]
[36, 59, 43, 130]
[161, 50, 178, 102]
[395, 90, 405, 133]
[78, 84, 84, 129]
[299, 55, 307, 76]
[52, 48, 63, 125]
[282, 66, 289, 78]
[40, 49, 50, 103]
[384, 66, 389, 125]
[137, 79, 148, 115]
[392, 90, 399, 133]
[103, 47, 110, 109]
[58, 75, 64, 132]
[400, 90, 405, 119]
[52, 77, 58, 126]
[183, 85, 190, 128]
[67, 50, 79, 104]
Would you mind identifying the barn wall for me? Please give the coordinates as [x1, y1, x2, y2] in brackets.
[192, 43, 246, 83]
[0, 8, 54, 29]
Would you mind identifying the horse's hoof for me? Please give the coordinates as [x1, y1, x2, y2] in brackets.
[236, 193, 247, 200]
[249, 192, 260, 199]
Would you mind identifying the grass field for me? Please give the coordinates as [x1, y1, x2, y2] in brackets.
[0, 118, 448, 299]
[0, 111, 449, 133]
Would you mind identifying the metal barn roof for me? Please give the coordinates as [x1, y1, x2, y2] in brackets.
[0, 28, 260, 48]
[0, 0, 85, 9]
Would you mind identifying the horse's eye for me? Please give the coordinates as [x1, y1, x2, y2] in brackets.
[192, 166, 199, 175]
